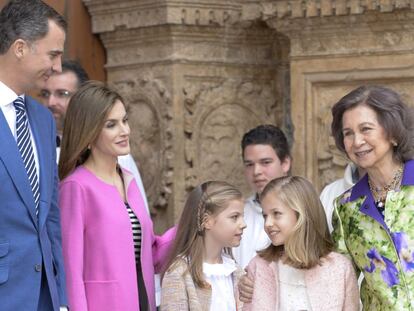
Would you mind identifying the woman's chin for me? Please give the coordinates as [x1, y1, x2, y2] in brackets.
[116, 148, 131, 157]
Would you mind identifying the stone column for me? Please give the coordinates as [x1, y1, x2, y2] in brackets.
[243, 0, 414, 191]
[83, 0, 285, 232]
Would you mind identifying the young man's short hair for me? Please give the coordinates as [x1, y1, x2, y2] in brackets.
[241, 124, 291, 162]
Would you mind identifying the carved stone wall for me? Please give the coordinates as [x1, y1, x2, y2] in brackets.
[183, 79, 281, 194]
[112, 76, 174, 230]
[83, 0, 284, 232]
[83, 0, 414, 231]
[243, 0, 414, 191]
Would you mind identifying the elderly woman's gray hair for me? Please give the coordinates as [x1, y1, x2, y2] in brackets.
[331, 85, 414, 163]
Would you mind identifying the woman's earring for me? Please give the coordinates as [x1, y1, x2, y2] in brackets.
[392, 141, 398, 147]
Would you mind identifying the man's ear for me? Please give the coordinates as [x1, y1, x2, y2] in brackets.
[281, 156, 292, 174]
[12, 39, 29, 59]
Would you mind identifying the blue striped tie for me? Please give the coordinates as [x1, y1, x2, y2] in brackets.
[14, 96, 40, 215]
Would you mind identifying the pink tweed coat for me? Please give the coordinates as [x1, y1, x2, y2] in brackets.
[243, 252, 359, 311]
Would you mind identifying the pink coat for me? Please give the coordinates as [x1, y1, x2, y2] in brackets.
[243, 252, 359, 311]
[59, 166, 176, 311]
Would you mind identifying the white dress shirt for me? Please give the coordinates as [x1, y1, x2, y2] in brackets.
[0, 81, 40, 178]
[118, 154, 149, 213]
[203, 255, 237, 311]
[320, 163, 357, 233]
[278, 261, 312, 311]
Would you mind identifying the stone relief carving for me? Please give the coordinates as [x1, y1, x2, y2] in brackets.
[83, 0, 243, 33]
[106, 46, 144, 67]
[242, 0, 414, 58]
[243, 0, 414, 190]
[101, 26, 277, 68]
[82, 0, 414, 232]
[242, 0, 414, 22]
[288, 26, 414, 58]
[183, 79, 280, 195]
[317, 100, 349, 190]
[112, 77, 173, 215]
[179, 6, 241, 26]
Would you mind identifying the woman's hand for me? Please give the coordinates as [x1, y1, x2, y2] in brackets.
[238, 273, 254, 303]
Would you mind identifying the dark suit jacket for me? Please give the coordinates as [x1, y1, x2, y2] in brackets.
[0, 96, 67, 310]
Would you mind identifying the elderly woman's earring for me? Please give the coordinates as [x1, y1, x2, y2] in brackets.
[392, 141, 398, 147]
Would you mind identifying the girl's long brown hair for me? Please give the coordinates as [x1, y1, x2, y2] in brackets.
[163, 181, 242, 288]
[258, 176, 334, 269]
[58, 81, 125, 180]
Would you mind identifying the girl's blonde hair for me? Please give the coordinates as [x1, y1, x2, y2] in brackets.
[58, 81, 125, 180]
[164, 181, 242, 288]
[258, 176, 334, 269]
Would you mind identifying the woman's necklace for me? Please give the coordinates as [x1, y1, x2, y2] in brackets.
[368, 164, 403, 210]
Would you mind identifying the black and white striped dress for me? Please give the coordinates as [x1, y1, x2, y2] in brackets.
[125, 202, 148, 311]
[126, 202, 142, 259]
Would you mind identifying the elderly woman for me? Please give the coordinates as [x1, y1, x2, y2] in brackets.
[331, 85, 414, 310]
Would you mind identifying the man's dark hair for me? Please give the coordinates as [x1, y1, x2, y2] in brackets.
[241, 124, 291, 161]
[62, 60, 90, 88]
[0, 0, 67, 54]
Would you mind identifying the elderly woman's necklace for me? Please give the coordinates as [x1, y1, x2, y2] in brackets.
[368, 165, 403, 211]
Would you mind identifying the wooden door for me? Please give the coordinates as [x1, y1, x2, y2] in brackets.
[0, 0, 106, 81]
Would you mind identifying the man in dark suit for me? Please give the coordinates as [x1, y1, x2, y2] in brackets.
[0, 1, 68, 310]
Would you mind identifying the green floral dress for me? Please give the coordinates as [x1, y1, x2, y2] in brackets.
[332, 160, 414, 311]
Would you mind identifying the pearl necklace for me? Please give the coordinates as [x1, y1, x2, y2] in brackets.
[368, 164, 403, 209]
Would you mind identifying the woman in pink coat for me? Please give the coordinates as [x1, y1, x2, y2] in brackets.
[58, 81, 175, 311]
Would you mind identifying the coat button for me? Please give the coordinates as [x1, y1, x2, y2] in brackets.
[35, 264, 42, 272]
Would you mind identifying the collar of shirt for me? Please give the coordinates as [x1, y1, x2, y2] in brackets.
[0, 80, 24, 108]
[253, 192, 260, 204]
[0, 80, 26, 139]
[0, 80, 40, 181]
[247, 194, 263, 214]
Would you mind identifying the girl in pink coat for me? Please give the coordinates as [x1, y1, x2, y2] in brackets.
[58, 81, 175, 311]
[243, 176, 359, 311]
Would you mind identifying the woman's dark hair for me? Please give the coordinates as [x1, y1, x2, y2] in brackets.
[59, 81, 125, 180]
[331, 85, 414, 162]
